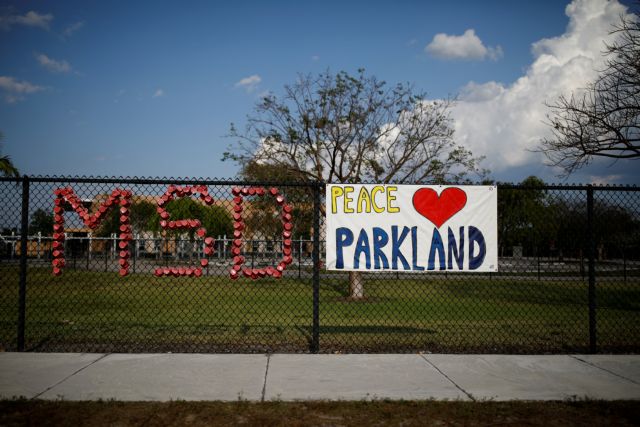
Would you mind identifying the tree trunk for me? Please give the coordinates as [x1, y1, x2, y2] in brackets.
[349, 271, 364, 299]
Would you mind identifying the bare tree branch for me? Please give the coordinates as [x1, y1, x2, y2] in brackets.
[539, 11, 640, 175]
[225, 69, 486, 185]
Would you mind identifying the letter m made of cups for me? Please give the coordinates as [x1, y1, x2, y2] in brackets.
[52, 187, 133, 276]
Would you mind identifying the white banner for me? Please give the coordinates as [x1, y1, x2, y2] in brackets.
[325, 184, 498, 272]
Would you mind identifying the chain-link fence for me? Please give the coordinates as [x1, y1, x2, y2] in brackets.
[0, 176, 638, 353]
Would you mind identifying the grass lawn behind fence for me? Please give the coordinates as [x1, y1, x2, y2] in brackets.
[0, 266, 638, 353]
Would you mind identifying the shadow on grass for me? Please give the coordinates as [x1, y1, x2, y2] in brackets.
[319, 325, 436, 334]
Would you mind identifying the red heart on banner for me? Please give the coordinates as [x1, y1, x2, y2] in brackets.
[412, 187, 467, 228]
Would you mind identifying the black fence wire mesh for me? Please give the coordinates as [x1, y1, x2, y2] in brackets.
[0, 176, 638, 354]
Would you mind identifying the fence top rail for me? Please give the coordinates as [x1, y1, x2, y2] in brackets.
[0, 175, 637, 191]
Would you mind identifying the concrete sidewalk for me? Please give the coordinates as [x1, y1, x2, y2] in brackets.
[1, 353, 639, 402]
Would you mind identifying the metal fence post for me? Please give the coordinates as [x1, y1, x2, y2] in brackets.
[311, 181, 321, 353]
[587, 185, 597, 353]
[17, 176, 29, 351]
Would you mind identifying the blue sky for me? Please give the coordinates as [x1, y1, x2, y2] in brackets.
[1, 0, 638, 184]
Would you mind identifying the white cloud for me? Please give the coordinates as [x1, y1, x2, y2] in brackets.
[235, 74, 262, 93]
[311, 55, 320, 61]
[451, 0, 631, 179]
[426, 29, 502, 61]
[459, 81, 506, 103]
[0, 10, 53, 31]
[153, 88, 165, 98]
[0, 76, 44, 103]
[35, 53, 72, 73]
[62, 20, 84, 37]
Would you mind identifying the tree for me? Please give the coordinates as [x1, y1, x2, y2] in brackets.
[98, 199, 233, 238]
[97, 200, 159, 237]
[540, 11, 640, 175]
[0, 131, 19, 177]
[225, 69, 487, 298]
[497, 176, 551, 257]
[240, 161, 313, 241]
[29, 208, 53, 236]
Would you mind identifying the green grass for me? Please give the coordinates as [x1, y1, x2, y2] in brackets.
[0, 265, 638, 353]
